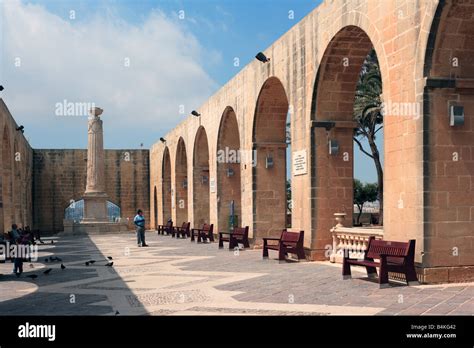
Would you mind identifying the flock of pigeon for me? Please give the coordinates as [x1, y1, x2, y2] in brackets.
[17, 241, 114, 280]
[3, 239, 122, 315]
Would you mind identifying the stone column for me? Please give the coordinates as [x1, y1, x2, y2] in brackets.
[82, 107, 108, 222]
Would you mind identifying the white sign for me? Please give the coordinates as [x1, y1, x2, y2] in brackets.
[293, 150, 307, 176]
[210, 178, 216, 193]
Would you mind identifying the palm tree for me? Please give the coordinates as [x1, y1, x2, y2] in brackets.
[353, 49, 384, 225]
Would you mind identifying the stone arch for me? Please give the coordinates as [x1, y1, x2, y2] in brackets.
[1, 125, 13, 233]
[13, 138, 22, 225]
[162, 147, 172, 224]
[422, 0, 474, 272]
[314, 10, 390, 106]
[310, 25, 382, 259]
[252, 77, 289, 239]
[217, 107, 241, 233]
[175, 137, 188, 225]
[193, 126, 210, 226]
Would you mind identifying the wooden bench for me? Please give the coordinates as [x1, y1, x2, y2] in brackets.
[172, 222, 190, 239]
[157, 221, 173, 235]
[190, 224, 214, 243]
[218, 226, 250, 249]
[263, 230, 305, 261]
[342, 236, 419, 288]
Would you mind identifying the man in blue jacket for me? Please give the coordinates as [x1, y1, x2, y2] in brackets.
[133, 209, 148, 247]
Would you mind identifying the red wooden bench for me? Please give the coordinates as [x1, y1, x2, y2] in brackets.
[218, 226, 250, 249]
[157, 221, 173, 235]
[342, 236, 419, 288]
[190, 224, 214, 243]
[172, 222, 190, 239]
[263, 230, 305, 261]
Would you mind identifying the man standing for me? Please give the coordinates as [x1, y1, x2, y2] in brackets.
[10, 224, 24, 276]
[134, 209, 148, 247]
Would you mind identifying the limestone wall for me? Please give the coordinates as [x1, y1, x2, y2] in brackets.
[0, 99, 34, 233]
[33, 149, 150, 233]
[150, 0, 474, 282]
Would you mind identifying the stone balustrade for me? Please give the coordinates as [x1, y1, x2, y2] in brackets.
[329, 225, 384, 263]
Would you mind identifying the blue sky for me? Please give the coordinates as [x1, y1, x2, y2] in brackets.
[1, 0, 381, 183]
[24, 0, 322, 86]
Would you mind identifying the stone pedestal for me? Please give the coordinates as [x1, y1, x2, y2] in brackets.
[82, 193, 108, 222]
[63, 219, 130, 235]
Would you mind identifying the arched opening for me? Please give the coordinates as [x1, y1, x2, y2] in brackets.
[175, 137, 188, 225]
[217, 107, 241, 233]
[1, 126, 13, 233]
[422, 0, 474, 270]
[162, 147, 172, 224]
[310, 25, 384, 259]
[65, 199, 121, 222]
[153, 186, 158, 229]
[252, 77, 289, 239]
[193, 126, 210, 226]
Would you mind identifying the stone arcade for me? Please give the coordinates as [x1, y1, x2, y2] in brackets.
[0, 0, 473, 283]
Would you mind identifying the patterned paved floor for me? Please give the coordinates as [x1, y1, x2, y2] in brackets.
[0, 232, 473, 315]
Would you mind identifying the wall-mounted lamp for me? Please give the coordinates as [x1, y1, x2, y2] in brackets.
[0, 85, 4, 91]
[329, 139, 339, 155]
[255, 52, 271, 63]
[226, 168, 234, 177]
[202, 175, 208, 184]
[160, 137, 166, 143]
[449, 104, 464, 126]
[191, 110, 201, 117]
[265, 155, 274, 169]
[16, 125, 25, 133]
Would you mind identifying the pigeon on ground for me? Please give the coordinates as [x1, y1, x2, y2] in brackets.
[26, 274, 38, 280]
[107, 256, 113, 260]
[44, 259, 49, 263]
[105, 262, 114, 267]
[60, 264, 66, 270]
[43, 268, 52, 275]
[51, 240, 54, 244]
[85, 261, 90, 266]
[115, 310, 120, 315]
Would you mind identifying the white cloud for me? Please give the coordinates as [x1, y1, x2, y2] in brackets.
[1, 0, 218, 148]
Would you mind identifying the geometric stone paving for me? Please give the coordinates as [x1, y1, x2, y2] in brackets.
[0, 232, 473, 316]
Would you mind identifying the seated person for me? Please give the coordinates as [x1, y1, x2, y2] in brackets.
[20, 226, 34, 244]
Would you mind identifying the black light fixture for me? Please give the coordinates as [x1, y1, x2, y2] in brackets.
[255, 52, 270, 63]
[160, 137, 166, 143]
[0, 85, 4, 91]
[16, 125, 24, 133]
[191, 110, 201, 117]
